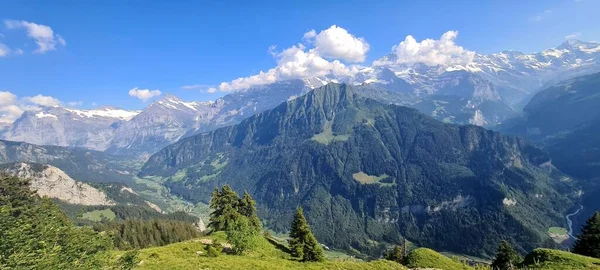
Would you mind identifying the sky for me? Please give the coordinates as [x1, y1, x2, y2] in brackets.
[0, 0, 599, 119]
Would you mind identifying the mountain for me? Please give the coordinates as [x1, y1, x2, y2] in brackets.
[2, 106, 139, 151]
[500, 72, 600, 141]
[0, 162, 114, 205]
[107, 94, 221, 155]
[3, 40, 599, 155]
[0, 139, 138, 184]
[140, 84, 576, 257]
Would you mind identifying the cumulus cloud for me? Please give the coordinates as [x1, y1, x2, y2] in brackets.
[565, 32, 581, 40]
[0, 91, 17, 106]
[309, 25, 369, 62]
[4, 19, 66, 53]
[24, 94, 62, 107]
[0, 91, 65, 123]
[218, 25, 365, 92]
[378, 30, 475, 67]
[128, 87, 161, 102]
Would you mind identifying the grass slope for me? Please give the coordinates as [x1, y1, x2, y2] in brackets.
[109, 232, 405, 270]
[404, 248, 473, 270]
[522, 248, 600, 269]
[81, 208, 116, 222]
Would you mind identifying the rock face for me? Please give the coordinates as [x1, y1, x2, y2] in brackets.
[108, 94, 222, 155]
[1, 162, 114, 205]
[141, 84, 575, 257]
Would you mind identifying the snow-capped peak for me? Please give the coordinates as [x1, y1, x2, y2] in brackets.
[64, 107, 140, 120]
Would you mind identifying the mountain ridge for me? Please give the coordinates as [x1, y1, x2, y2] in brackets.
[141, 83, 576, 257]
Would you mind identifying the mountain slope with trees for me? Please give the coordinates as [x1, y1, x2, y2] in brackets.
[141, 83, 576, 257]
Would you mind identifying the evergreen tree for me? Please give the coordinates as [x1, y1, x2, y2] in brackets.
[239, 191, 261, 230]
[573, 211, 600, 258]
[384, 245, 405, 263]
[208, 185, 240, 231]
[491, 240, 522, 270]
[0, 175, 112, 269]
[288, 206, 325, 262]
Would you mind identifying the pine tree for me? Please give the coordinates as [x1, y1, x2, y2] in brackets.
[208, 185, 241, 231]
[288, 206, 325, 262]
[384, 245, 405, 263]
[491, 240, 522, 270]
[573, 211, 600, 258]
[239, 191, 261, 230]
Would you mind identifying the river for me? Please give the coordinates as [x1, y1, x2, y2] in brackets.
[566, 204, 583, 239]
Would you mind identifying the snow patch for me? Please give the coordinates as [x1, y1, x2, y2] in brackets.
[65, 108, 139, 120]
[35, 111, 58, 120]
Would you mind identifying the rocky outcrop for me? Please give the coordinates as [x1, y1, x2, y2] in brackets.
[1, 163, 114, 205]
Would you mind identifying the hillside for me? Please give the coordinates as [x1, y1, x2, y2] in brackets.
[141, 83, 576, 257]
[500, 72, 600, 140]
[107, 232, 405, 270]
[0, 139, 140, 185]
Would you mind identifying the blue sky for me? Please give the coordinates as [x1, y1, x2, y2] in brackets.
[0, 0, 598, 113]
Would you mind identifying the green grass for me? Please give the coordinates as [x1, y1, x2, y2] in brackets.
[404, 248, 473, 270]
[108, 233, 406, 270]
[311, 120, 350, 145]
[132, 176, 210, 222]
[522, 248, 600, 269]
[352, 172, 391, 185]
[80, 209, 116, 222]
[548, 227, 568, 235]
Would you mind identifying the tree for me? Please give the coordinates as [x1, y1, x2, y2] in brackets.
[288, 206, 325, 262]
[0, 175, 113, 269]
[208, 185, 241, 231]
[491, 240, 522, 270]
[384, 245, 406, 263]
[239, 191, 261, 230]
[573, 211, 600, 258]
[225, 216, 260, 255]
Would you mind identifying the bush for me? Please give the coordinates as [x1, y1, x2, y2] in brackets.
[226, 216, 260, 255]
[205, 245, 222, 257]
[117, 250, 140, 270]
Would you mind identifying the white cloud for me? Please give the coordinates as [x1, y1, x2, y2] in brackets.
[565, 32, 581, 40]
[302, 29, 317, 41]
[379, 30, 475, 67]
[0, 104, 24, 123]
[4, 20, 66, 53]
[0, 43, 9, 57]
[128, 87, 161, 102]
[529, 9, 552, 23]
[309, 25, 369, 62]
[0, 91, 65, 123]
[24, 94, 62, 107]
[0, 91, 17, 106]
[218, 25, 365, 92]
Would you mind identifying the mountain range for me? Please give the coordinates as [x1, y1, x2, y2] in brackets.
[140, 83, 578, 257]
[2, 40, 600, 156]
